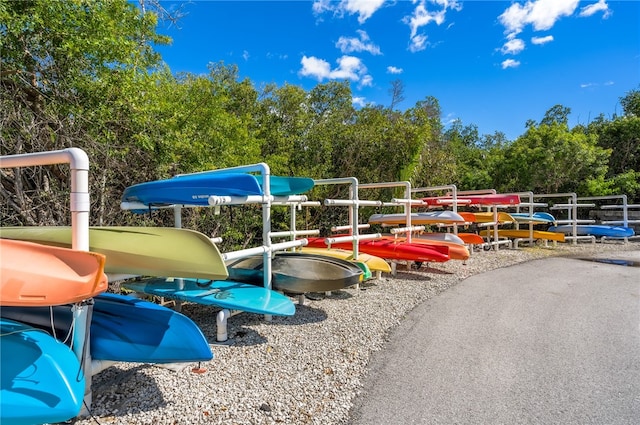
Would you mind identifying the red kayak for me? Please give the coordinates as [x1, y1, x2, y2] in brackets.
[305, 237, 449, 263]
[383, 236, 470, 261]
[422, 193, 520, 206]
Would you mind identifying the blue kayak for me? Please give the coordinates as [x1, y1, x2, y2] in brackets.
[1, 293, 213, 364]
[1, 318, 84, 425]
[122, 172, 264, 206]
[123, 278, 296, 316]
[253, 175, 315, 195]
[511, 212, 556, 224]
[548, 224, 635, 238]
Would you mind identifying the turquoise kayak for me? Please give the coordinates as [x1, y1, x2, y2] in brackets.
[1, 318, 84, 425]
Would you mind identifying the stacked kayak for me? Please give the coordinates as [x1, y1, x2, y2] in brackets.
[0, 226, 229, 281]
[1, 238, 108, 306]
[306, 237, 449, 263]
[225, 252, 365, 294]
[1, 318, 85, 425]
[384, 235, 470, 261]
[301, 247, 392, 274]
[421, 194, 521, 206]
[480, 229, 565, 242]
[2, 293, 213, 365]
[368, 211, 466, 225]
[548, 225, 635, 238]
[510, 212, 556, 224]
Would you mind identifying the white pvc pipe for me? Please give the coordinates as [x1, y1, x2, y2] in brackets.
[411, 184, 458, 233]
[390, 198, 430, 205]
[91, 360, 117, 376]
[390, 225, 425, 234]
[325, 233, 381, 244]
[269, 229, 319, 238]
[324, 199, 383, 207]
[208, 195, 270, 205]
[314, 177, 361, 257]
[360, 181, 412, 241]
[331, 224, 370, 232]
[216, 309, 231, 342]
[222, 239, 307, 261]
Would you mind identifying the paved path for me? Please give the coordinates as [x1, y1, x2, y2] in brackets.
[349, 251, 640, 425]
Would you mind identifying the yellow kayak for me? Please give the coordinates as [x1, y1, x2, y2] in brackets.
[480, 229, 565, 242]
[460, 211, 515, 224]
[301, 247, 391, 273]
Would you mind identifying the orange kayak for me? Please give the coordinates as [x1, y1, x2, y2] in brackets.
[1, 239, 108, 306]
[459, 211, 515, 224]
[457, 233, 485, 245]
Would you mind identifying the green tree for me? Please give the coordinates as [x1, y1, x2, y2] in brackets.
[1, 0, 169, 225]
[495, 105, 610, 194]
[620, 86, 640, 117]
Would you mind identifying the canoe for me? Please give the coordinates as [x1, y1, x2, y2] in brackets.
[1, 292, 213, 364]
[1, 318, 84, 425]
[226, 252, 364, 294]
[121, 172, 263, 207]
[306, 237, 450, 263]
[368, 211, 467, 225]
[480, 229, 566, 242]
[422, 194, 520, 206]
[384, 236, 470, 261]
[1, 239, 108, 306]
[510, 212, 556, 224]
[123, 278, 296, 316]
[459, 212, 515, 224]
[0, 226, 228, 281]
[548, 225, 635, 238]
[301, 247, 392, 273]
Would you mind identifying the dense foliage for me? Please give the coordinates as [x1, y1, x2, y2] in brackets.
[2, 0, 638, 250]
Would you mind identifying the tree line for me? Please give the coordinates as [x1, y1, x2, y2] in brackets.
[1, 0, 638, 251]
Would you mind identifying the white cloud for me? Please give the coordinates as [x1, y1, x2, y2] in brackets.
[342, 0, 386, 23]
[501, 59, 520, 69]
[359, 74, 373, 87]
[387, 66, 403, 74]
[409, 34, 428, 53]
[352, 96, 367, 107]
[311, 0, 385, 24]
[443, 113, 458, 126]
[579, 0, 611, 18]
[300, 56, 332, 81]
[403, 0, 462, 53]
[531, 35, 553, 45]
[497, 0, 588, 64]
[299, 55, 369, 83]
[501, 38, 525, 55]
[499, 0, 579, 35]
[581, 81, 615, 88]
[336, 30, 382, 55]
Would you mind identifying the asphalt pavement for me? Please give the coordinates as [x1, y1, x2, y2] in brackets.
[348, 250, 640, 425]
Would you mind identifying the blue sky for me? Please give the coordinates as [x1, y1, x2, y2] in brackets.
[153, 0, 639, 140]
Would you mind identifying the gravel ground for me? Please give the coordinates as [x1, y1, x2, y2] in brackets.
[74, 240, 639, 425]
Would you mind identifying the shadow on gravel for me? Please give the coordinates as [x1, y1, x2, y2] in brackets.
[90, 364, 167, 415]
